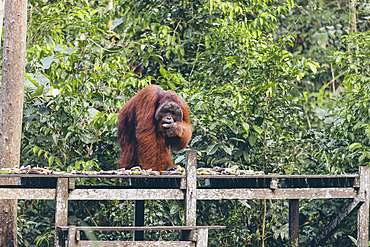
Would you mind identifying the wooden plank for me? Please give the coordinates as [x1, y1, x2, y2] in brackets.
[78, 241, 195, 247]
[197, 188, 357, 200]
[182, 150, 197, 241]
[357, 166, 370, 247]
[185, 150, 197, 226]
[69, 189, 184, 200]
[0, 188, 55, 199]
[289, 199, 299, 247]
[134, 200, 144, 241]
[57, 226, 226, 231]
[0, 173, 359, 179]
[309, 193, 365, 247]
[68, 226, 77, 247]
[55, 178, 69, 247]
[198, 174, 359, 179]
[0, 174, 185, 179]
[196, 228, 208, 247]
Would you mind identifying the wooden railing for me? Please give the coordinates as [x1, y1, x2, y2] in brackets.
[0, 150, 368, 246]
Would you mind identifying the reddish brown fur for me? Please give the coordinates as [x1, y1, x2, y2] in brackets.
[118, 85, 192, 171]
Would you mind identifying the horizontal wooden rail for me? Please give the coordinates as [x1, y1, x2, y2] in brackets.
[197, 188, 357, 200]
[0, 188, 358, 200]
[78, 241, 194, 247]
[57, 226, 226, 232]
[0, 173, 359, 179]
[69, 189, 185, 200]
[0, 188, 55, 199]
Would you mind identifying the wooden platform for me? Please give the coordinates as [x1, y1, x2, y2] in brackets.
[0, 150, 368, 247]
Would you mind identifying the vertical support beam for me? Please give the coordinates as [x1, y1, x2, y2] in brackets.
[196, 228, 209, 247]
[357, 166, 370, 247]
[289, 199, 299, 247]
[185, 150, 197, 226]
[55, 178, 69, 247]
[181, 150, 197, 241]
[67, 226, 77, 247]
[134, 200, 145, 241]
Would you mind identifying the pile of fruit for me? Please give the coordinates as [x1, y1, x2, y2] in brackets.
[0, 165, 264, 176]
[197, 166, 264, 175]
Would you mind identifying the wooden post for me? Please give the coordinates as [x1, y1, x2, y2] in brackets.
[357, 166, 370, 247]
[134, 200, 145, 241]
[67, 226, 77, 247]
[181, 150, 197, 241]
[55, 178, 69, 247]
[289, 199, 299, 247]
[185, 150, 197, 226]
[196, 228, 209, 247]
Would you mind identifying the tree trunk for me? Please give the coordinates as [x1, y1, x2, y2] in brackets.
[0, 0, 27, 246]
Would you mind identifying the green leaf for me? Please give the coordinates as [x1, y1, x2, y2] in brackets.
[238, 200, 251, 208]
[248, 135, 257, 147]
[253, 125, 263, 135]
[33, 85, 45, 97]
[213, 158, 229, 165]
[242, 122, 249, 135]
[308, 62, 317, 74]
[206, 143, 218, 155]
[220, 144, 233, 156]
[48, 156, 55, 167]
[243, 150, 249, 162]
[347, 235, 357, 245]
[349, 143, 362, 150]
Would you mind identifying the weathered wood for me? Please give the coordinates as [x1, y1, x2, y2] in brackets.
[134, 200, 145, 241]
[0, 174, 185, 179]
[197, 188, 357, 200]
[198, 174, 358, 179]
[0, 173, 358, 179]
[68, 226, 77, 247]
[57, 226, 226, 231]
[180, 177, 187, 189]
[185, 150, 197, 226]
[182, 150, 197, 241]
[0, 188, 55, 199]
[55, 178, 69, 247]
[69, 178, 76, 190]
[289, 199, 299, 247]
[309, 193, 365, 247]
[196, 228, 209, 247]
[78, 241, 195, 247]
[270, 178, 278, 190]
[357, 166, 370, 247]
[0, 177, 18, 246]
[69, 189, 184, 200]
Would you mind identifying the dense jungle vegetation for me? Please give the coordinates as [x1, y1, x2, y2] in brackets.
[4, 0, 369, 245]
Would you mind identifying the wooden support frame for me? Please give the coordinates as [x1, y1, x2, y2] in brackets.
[357, 166, 370, 247]
[56, 226, 225, 247]
[289, 199, 299, 247]
[309, 193, 365, 247]
[182, 150, 198, 241]
[197, 188, 357, 200]
[185, 150, 197, 226]
[55, 178, 69, 247]
[134, 200, 145, 241]
[0, 157, 369, 246]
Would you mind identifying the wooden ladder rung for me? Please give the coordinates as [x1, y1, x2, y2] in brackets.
[57, 225, 226, 232]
